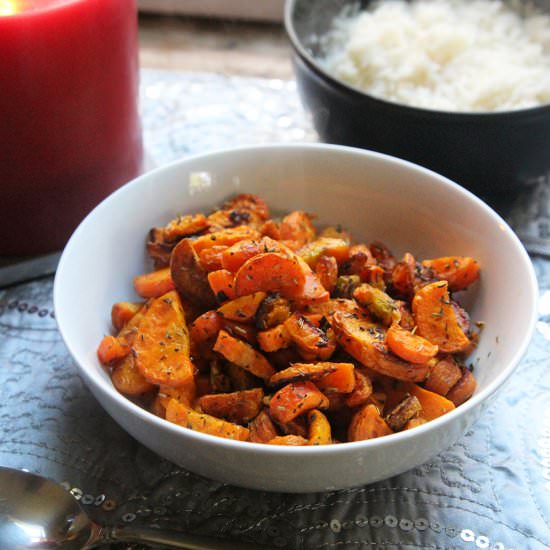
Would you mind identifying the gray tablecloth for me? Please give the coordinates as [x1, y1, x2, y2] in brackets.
[1, 70, 549, 550]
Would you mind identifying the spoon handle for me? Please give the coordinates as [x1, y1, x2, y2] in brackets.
[105, 525, 274, 550]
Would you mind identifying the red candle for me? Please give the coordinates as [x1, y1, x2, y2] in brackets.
[0, 0, 142, 255]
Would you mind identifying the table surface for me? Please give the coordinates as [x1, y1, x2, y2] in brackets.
[1, 18, 550, 550]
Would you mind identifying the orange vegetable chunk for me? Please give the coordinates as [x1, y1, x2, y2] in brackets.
[134, 267, 175, 299]
[133, 290, 194, 387]
[412, 281, 471, 353]
[166, 398, 249, 441]
[308, 409, 332, 445]
[257, 324, 292, 352]
[221, 236, 287, 273]
[197, 245, 228, 272]
[249, 409, 279, 443]
[422, 256, 479, 291]
[283, 313, 336, 361]
[192, 226, 261, 254]
[207, 269, 236, 302]
[111, 355, 154, 396]
[348, 403, 393, 441]
[269, 381, 329, 425]
[268, 435, 308, 446]
[446, 368, 477, 406]
[405, 383, 455, 421]
[163, 213, 208, 242]
[213, 329, 275, 380]
[198, 388, 264, 424]
[386, 323, 439, 364]
[279, 210, 316, 247]
[189, 310, 223, 344]
[97, 335, 130, 365]
[111, 301, 141, 332]
[217, 292, 267, 323]
[345, 369, 374, 408]
[424, 355, 463, 395]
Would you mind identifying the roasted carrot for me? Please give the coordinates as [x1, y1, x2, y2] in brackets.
[412, 281, 471, 353]
[192, 226, 261, 254]
[163, 213, 208, 242]
[111, 355, 153, 396]
[386, 323, 439, 364]
[404, 383, 455, 421]
[446, 368, 477, 406]
[217, 292, 267, 323]
[353, 283, 398, 326]
[297, 237, 350, 268]
[197, 245, 228, 272]
[97, 335, 130, 365]
[348, 403, 393, 441]
[198, 388, 263, 424]
[166, 398, 249, 441]
[189, 310, 223, 344]
[283, 313, 336, 361]
[344, 369, 374, 408]
[255, 293, 292, 330]
[111, 301, 142, 332]
[207, 269, 236, 302]
[134, 267, 175, 299]
[257, 324, 292, 353]
[308, 409, 332, 445]
[249, 409, 279, 443]
[221, 236, 286, 273]
[133, 290, 195, 387]
[158, 379, 197, 408]
[213, 329, 275, 380]
[315, 255, 338, 293]
[269, 381, 329, 425]
[268, 435, 308, 446]
[269, 362, 353, 391]
[424, 355, 463, 395]
[279, 210, 316, 247]
[422, 256, 480, 291]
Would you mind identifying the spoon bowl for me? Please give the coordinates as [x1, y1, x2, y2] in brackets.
[0, 467, 266, 550]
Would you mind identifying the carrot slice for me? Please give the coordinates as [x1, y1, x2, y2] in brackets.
[257, 324, 292, 353]
[412, 281, 471, 353]
[312, 363, 356, 394]
[111, 301, 142, 332]
[268, 435, 308, 446]
[133, 290, 194, 387]
[111, 355, 153, 395]
[197, 245, 228, 272]
[221, 236, 287, 273]
[422, 256, 480, 291]
[189, 310, 223, 344]
[315, 255, 338, 293]
[198, 388, 264, 424]
[297, 238, 350, 268]
[158, 379, 197, 408]
[446, 368, 477, 406]
[386, 324, 439, 364]
[233, 252, 306, 297]
[217, 292, 267, 323]
[424, 355, 463, 395]
[163, 213, 208, 242]
[283, 313, 336, 361]
[308, 409, 332, 445]
[134, 267, 175, 299]
[345, 369, 374, 408]
[348, 403, 393, 441]
[269, 362, 354, 393]
[97, 335, 130, 365]
[405, 383, 455, 421]
[213, 329, 275, 380]
[207, 269, 236, 302]
[269, 381, 329, 425]
[249, 409, 279, 443]
[331, 311, 430, 382]
[279, 210, 316, 247]
[165, 399, 249, 441]
[192, 226, 261, 254]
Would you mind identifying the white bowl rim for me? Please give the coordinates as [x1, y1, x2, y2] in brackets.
[54, 142, 538, 457]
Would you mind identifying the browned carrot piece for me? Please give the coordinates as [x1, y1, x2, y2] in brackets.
[170, 238, 217, 308]
[111, 355, 154, 395]
[134, 267, 175, 299]
[260, 219, 281, 240]
[116, 301, 151, 346]
[189, 310, 223, 344]
[269, 381, 329, 425]
[391, 252, 416, 296]
[345, 369, 374, 408]
[257, 324, 292, 353]
[146, 227, 174, 269]
[268, 435, 308, 446]
[207, 269, 236, 302]
[315, 255, 338, 293]
[233, 252, 306, 297]
[283, 313, 336, 361]
[307, 298, 370, 322]
[361, 265, 385, 289]
[207, 194, 270, 231]
[353, 283, 399, 326]
[133, 290, 194, 387]
[255, 293, 292, 330]
[198, 388, 264, 424]
[165, 398, 249, 441]
[97, 335, 130, 365]
[158, 379, 197, 408]
[422, 256, 480, 291]
[269, 362, 338, 387]
[222, 320, 258, 345]
[446, 368, 477, 406]
[386, 324, 439, 364]
[217, 292, 267, 323]
[192, 226, 261, 254]
[404, 383, 455, 421]
[221, 236, 286, 273]
[412, 281, 471, 353]
[331, 311, 430, 382]
[312, 363, 356, 394]
[197, 245, 228, 272]
[213, 329, 275, 380]
[293, 265, 330, 305]
[163, 213, 208, 242]
[341, 244, 375, 277]
[297, 238, 350, 268]
[384, 395, 422, 431]
[279, 210, 316, 247]
[249, 409, 279, 443]
[307, 409, 332, 445]
[111, 301, 142, 332]
[424, 355, 463, 395]
[348, 403, 393, 441]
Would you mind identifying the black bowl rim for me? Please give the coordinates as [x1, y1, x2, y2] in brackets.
[284, 0, 550, 121]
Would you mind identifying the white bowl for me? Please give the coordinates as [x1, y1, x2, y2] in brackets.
[54, 144, 537, 493]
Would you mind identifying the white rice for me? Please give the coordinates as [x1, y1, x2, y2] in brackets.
[320, 0, 550, 112]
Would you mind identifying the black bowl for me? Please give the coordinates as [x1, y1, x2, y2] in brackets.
[285, 0, 550, 213]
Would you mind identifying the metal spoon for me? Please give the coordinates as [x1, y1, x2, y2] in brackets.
[0, 467, 270, 550]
